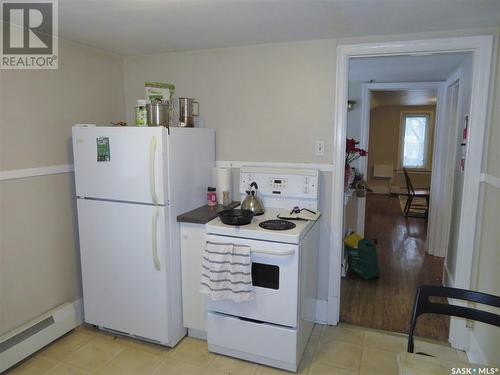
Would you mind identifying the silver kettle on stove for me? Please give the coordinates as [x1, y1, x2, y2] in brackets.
[241, 182, 265, 215]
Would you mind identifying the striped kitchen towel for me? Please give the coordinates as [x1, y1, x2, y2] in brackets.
[200, 242, 254, 302]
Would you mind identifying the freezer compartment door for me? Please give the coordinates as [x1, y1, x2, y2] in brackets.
[73, 126, 167, 204]
[77, 198, 170, 344]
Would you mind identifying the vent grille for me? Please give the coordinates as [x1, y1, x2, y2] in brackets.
[0, 316, 55, 354]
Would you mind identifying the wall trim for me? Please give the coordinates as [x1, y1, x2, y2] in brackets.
[443, 265, 455, 288]
[315, 299, 328, 324]
[0, 160, 336, 182]
[480, 173, 500, 188]
[467, 330, 487, 365]
[216, 160, 334, 172]
[0, 164, 74, 181]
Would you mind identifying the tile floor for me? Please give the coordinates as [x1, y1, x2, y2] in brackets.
[5, 323, 467, 375]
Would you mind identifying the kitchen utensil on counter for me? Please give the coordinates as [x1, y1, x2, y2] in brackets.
[218, 209, 255, 225]
[216, 168, 232, 204]
[146, 101, 169, 127]
[178, 97, 199, 127]
[241, 182, 265, 215]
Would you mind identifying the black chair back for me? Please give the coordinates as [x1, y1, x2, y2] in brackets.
[408, 285, 500, 353]
[403, 168, 415, 196]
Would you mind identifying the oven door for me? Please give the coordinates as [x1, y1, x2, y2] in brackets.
[205, 234, 299, 328]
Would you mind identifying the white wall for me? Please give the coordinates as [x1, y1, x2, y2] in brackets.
[445, 54, 473, 283]
[0, 39, 125, 335]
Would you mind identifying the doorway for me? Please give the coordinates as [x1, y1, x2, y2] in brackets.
[342, 82, 450, 340]
[328, 36, 494, 351]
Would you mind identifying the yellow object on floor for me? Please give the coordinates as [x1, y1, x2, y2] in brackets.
[344, 232, 363, 249]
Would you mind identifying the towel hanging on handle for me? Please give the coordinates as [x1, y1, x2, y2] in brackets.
[200, 242, 254, 303]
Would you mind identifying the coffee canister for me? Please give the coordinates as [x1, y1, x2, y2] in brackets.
[146, 101, 169, 127]
[178, 97, 199, 127]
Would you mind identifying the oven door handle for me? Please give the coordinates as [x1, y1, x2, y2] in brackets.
[251, 248, 295, 256]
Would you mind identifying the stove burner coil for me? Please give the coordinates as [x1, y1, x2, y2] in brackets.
[259, 219, 296, 231]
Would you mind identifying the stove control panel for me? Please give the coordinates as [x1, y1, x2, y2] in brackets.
[268, 177, 288, 191]
[240, 167, 319, 208]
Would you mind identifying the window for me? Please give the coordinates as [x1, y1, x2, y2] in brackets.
[399, 113, 432, 169]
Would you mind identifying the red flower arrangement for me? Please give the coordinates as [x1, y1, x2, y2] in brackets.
[346, 138, 368, 166]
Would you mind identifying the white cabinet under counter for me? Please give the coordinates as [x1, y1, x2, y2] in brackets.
[177, 202, 240, 339]
[180, 222, 207, 338]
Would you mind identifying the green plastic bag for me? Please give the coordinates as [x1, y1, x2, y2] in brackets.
[346, 239, 379, 280]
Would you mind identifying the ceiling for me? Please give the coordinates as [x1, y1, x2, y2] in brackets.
[57, 0, 500, 56]
[370, 90, 438, 108]
[348, 52, 471, 83]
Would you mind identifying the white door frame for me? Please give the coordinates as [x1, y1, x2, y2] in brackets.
[430, 68, 463, 260]
[328, 36, 494, 347]
[356, 81, 443, 238]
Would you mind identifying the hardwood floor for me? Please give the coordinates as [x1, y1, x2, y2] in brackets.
[340, 193, 450, 341]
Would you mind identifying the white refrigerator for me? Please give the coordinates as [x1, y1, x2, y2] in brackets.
[72, 125, 215, 346]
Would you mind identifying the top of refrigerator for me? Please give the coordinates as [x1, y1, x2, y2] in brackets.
[72, 126, 215, 207]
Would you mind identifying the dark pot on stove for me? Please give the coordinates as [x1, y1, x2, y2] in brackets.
[218, 209, 255, 225]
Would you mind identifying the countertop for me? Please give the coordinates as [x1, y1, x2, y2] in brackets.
[177, 201, 240, 224]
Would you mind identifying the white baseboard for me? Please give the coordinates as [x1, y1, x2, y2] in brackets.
[467, 330, 487, 365]
[369, 185, 400, 194]
[327, 296, 340, 325]
[0, 298, 83, 372]
[315, 300, 328, 324]
[443, 265, 455, 287]
[188, 328, 207, 340]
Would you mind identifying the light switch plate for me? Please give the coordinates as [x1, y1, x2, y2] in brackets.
[315, 140, 325, 156]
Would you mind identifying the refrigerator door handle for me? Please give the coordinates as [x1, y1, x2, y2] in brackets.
[152, 206, 161, 270]
[149, 136, 159, 204]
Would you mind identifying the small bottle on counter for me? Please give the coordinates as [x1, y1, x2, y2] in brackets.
[207, 187, 217, 207]
[135, 99, 148, 126]
[223, 191, 230, 207]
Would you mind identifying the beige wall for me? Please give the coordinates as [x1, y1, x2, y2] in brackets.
[124, 39, 336, 164]
[0, 39, 125, 335]
[367, 105, 436, 191]
[124, 40, 337, 301]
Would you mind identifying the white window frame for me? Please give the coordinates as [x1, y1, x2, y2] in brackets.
[398, 110, 434, 171]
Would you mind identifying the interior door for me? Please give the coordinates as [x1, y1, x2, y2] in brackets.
[77, 198, 170, 343]
[73, 126, 166, 204]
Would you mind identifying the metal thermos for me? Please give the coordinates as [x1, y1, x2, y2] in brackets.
[146, 101, 169, 127]
[178, 97, 199, 127]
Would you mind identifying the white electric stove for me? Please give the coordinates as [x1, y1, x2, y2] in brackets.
[205, 166, 320, 372]
[206, 207, 316, 244]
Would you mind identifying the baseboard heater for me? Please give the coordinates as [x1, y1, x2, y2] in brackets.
[0, 302, 80, 373]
